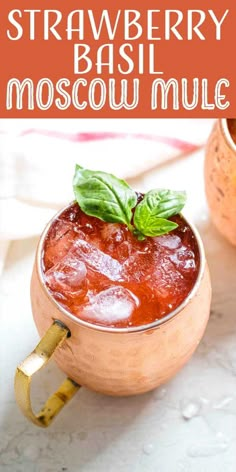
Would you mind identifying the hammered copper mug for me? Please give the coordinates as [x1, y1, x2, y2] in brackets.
[15, 204, 212, 428]
[205, 118, 236, 245]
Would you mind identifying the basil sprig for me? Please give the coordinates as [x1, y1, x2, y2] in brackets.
[133, 189, 186, 238]
[73, 165, 186, 239]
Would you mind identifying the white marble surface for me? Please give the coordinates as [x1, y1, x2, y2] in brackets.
[1, 148, 236, 472]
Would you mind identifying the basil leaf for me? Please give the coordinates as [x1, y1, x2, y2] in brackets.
[134, 189, 186, 237]
[140, 189, 186, 219]
[73, 165, 137, 227]
[134, 216, 178, 237]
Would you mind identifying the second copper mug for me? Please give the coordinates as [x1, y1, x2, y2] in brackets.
[205, 118, 236, 245]
[15, 204, 211, 428]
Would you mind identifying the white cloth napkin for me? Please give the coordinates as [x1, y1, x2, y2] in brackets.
[0, 119, 215, 274]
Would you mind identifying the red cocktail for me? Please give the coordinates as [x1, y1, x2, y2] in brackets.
[15, 166, 211, 429]
[42, 200, 199, 328]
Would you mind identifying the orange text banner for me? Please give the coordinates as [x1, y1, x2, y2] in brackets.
[0, 0, 235, 117]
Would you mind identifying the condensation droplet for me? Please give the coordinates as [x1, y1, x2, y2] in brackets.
[213, 396, 234, 410]
[177, 460, 190, 471]
[199, 396, 209, 405]
[187, 440, 229, 458]
[180, 399, 201, 420]
[143, 444, 154, 455]
[154, 388, 167, 400]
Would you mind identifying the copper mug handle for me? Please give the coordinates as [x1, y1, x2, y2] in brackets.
[14, 320, 80, 428]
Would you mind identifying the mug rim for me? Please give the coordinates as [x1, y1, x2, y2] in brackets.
[36, 202, 206, 334]
[220, 118, 236, 153]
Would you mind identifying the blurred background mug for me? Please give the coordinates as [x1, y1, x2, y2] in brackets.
[15, 204, 211, 428]
[205, 118, 236, 245]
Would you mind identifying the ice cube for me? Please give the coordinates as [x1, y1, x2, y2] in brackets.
[169, 248, 196, 272]
[101, 223, 126, 244]
[45, 255, 87, 298]
[44, 219, 84, 269]
[156, 234, 182, 250]
[81, 286, 139, 323]
[71, 239, 123, 281]
[122, 248, 155, 283]
[60, 202, 81, 222]
[151, 256, 185, 297]
[116, 241, 133, 261]
[100, 223, 128, 257]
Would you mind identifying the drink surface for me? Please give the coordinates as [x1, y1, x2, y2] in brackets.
[42, 202, 200, 328]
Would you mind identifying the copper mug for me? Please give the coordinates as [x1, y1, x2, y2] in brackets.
[205, 118, 236, 245]
[15, 204, 212, 428]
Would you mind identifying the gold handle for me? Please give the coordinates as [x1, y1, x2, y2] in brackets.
[15, 320, 80, 428]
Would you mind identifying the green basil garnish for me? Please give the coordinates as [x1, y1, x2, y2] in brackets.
[73, 165, 186, 240]
[133, 189, 186, 238]
[73, 165, 137, 229]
